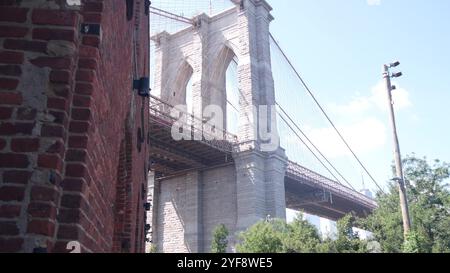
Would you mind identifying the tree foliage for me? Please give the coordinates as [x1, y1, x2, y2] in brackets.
[236, 214, 368, 253]
[236, 155, 450, 253]
[328, 214, 368, 253]
[402, 231, 421, 253]
[237, 155, 450, 253]
[211, 224, 229, 253]
[360, 154, 450, 253]
[282, 215, 323, 253]
[236, 219, 287, 253]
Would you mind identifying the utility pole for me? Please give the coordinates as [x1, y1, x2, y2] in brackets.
[382, 62, 411, 237]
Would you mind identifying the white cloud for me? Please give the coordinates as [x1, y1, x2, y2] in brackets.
[328, 96, 371, 116]
[329, 80, 412, 116]
[371, 80, 412, 112]
[305, 117, 387, 158]
[296, 80, 412, 159]
[283, 81, 412, 160]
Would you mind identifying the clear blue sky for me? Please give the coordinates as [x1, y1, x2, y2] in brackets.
[267, 0, 450, 192]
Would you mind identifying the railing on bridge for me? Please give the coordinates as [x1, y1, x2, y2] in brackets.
[286, 161, 377, 209]
[149, 95, 377, 209]
[149, 95, 238, 153]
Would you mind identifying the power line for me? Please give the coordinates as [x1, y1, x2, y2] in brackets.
[270, 33, 385, 194]
[276, 102, 356, 191]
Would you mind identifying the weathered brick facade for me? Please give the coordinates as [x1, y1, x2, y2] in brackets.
[0, 0, 150, 253]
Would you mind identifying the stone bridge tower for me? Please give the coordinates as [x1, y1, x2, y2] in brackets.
[151, 0, 287, 253]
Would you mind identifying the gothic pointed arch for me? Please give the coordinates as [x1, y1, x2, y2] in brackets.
[169, 61, 194, 107]
[210, 45, 239, 134]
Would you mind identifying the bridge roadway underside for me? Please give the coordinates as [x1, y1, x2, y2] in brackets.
[149, 117, 373, 220]
[284, 177, 371, 221]
[149, 116, 235, 177]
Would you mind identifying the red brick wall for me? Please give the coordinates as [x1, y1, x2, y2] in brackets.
[0, 0, 150, 253]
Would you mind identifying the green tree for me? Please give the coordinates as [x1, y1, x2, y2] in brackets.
[235, 156, 450, 253]
[358, 184, 404, 253]
[211, 224, 229, 253]
[147, 244, 158, 253]
[282, 214, 323, 253]
[361, 154, 450, 253]
[403, 231, 421, 253]
[236, 219, 287, 253]
[236, 214, 368, 253]
[328, 214, 368, 253]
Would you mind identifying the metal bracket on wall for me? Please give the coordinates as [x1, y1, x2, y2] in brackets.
[133, 77, 150, 97]
[80, 23, 101, 35]
[137, 127, 143, 152]
[145, 0, 151, 16]
[126, 0, 134, 21]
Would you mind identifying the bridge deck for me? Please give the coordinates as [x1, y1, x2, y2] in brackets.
[149, 96, 235, 177]
[285, 161, 376, 220]
[149, 95, 377, 219]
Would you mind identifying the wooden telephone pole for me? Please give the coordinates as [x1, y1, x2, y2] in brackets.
[383, 62, 412, 237]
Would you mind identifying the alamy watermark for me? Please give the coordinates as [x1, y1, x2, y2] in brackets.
[169, 104, 280, 152]
[66, 241, 81, 253]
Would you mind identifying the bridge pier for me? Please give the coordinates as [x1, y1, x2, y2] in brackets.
[233, 147, 288, 232]
[152, 149, 287, 253]
[153, 165, 234, 253]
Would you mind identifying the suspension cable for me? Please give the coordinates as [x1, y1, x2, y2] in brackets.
[277, 102, 356, 191]
[277, 113, 347, 189]
[150, 6, 193, 25]
[270, 33, 385, 194]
